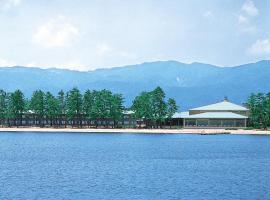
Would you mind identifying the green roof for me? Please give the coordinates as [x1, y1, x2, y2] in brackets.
[123, 110, 135, 115]
[173, 111, 248, 119]
[184, 112, 247, 119]
[172, 112, 189, 118]
[190, 100, 248, 111]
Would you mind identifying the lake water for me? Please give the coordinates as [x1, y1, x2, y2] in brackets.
[0, 132, 269, 200]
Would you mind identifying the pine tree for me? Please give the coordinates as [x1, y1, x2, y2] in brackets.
[57, 90, 66, 127]
[83, 90, 94, 119]
[167, 98, 178, 128]
[30, 90, 45, 127]
[45, 92, 60, 126]
[66, 88, 82, 127]
[109, 93, 124, 128]
[151, 87, 167, 127]
[0, 90, 8, 126]
[9, 90, 25, 126]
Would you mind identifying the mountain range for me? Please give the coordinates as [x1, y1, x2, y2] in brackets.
[0, 60, 269, 110]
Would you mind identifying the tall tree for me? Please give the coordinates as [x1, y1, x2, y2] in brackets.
[109, 93, 124, 127]
[83, 90, 94, 119]
[0, 90, 8, 125]
[97, 90, 113, 127]
[30, 90, 45, 127]
[45, 92, 60, 126]
[9, 90, 25, 126]
[247, 92, 270, 129]
[57, 90, 66, 127]
[167, 98, 178, 128]
[247, 93, 257, 127]
[151, 87, 167, 127]
[266, 93, 270, 128]
[90, 90, 100, 127]
[131, 91, 152, 127]
[66, 87, 82, 127]
[132, 87, 177, 128]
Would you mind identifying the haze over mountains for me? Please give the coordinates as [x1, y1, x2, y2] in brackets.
[0, 60, 269, 110]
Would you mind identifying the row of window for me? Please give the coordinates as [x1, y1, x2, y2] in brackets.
[185, 119, 246, 127]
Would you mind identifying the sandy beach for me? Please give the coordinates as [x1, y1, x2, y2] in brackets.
[0, 127, 269, 135]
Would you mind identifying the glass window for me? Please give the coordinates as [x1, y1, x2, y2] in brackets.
[197, 119, 208, 126]
[209, 119, 222, 127]
[185, 119, 196, 126]
[222, 120, 235, 127]
[235, 119, 245, 127]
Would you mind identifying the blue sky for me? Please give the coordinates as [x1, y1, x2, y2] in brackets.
[0, 0, 269, 70]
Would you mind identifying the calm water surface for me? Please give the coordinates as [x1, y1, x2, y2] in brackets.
[0, 132, 269, 200]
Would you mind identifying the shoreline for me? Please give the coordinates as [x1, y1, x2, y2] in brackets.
[0, 127, 269, 135]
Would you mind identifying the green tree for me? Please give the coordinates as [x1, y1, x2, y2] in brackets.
[266, 92, 270, 127]
[151, 87, 167, 127]
[90, 90, 100, 127]
[57, 90, 66, 127]
[96, 90, 112, 127]
[30, 90, 45, 127]
[247, 93, 257, 127]
[83, 90, 94, 127]
[247, 92, 270, 129]
[167, 98, 178, 128]
[83, 90, 94, 119]
[132, 86, 178, 128]
[66, 87, 82, 127]
[109, 93, 124, 127]
[45, 92, 60, 126]
[131, 91, 152, 128]
[9, 90, 25, 126]
[0, 90, 8, 125]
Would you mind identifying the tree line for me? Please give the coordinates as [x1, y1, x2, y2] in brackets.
[132, 87, 177, 128]
[0, 86, 178, 128]
[0, 88, 124, 127]
[247, 92, 270, 129]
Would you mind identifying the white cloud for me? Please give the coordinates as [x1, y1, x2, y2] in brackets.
[238, 15, 248, 25]
[96, 43, 112, 57]
[237, 1, 259, 34]
[237, 15, 256, 34]
[0, 0, 21, 11]
[242, 0, 259, 16]
[203, 11, 214, 20]
[32, 15, 79, 48]
[248, 39, 270, 55]
[0, 57, 16, 67]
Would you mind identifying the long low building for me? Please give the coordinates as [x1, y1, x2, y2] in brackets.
[172, 98, 249, 128]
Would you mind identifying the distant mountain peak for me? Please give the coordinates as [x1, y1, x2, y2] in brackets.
[0, 60, 269, 110]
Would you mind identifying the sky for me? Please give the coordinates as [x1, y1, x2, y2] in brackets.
[0, 0, 269, 71]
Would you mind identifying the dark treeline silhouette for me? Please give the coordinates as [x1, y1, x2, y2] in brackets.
[0, 87, 178, 128]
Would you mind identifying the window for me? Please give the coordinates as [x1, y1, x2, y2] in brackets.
[197, 119, 208, 126]
[209, 119, 222, 127]
[185, 119, 196, 126]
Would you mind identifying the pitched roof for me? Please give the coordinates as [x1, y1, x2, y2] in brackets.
[190, 100, 248, 111]
[172, 112, 189, 118]
[123, 110, 135, 115]
[183, 112, 248, 119]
